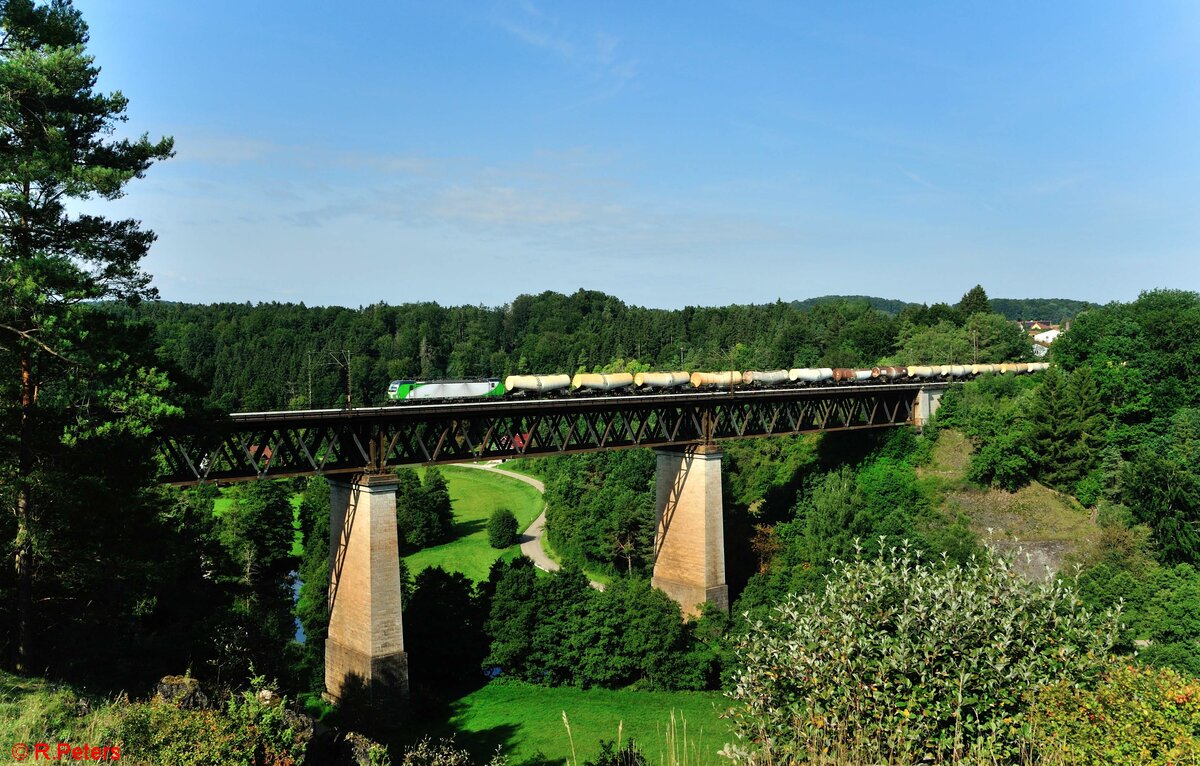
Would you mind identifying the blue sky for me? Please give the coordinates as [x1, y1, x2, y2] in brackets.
[74, 1, 1199, 308]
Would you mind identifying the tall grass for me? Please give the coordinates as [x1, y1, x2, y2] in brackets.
[0, 672, 124, 746]
[563, 709, 716, 766]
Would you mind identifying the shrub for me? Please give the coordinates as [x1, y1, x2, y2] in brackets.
[1027, 662, 1200, 765]
[400, 735, 506, 766]
[723, 542, 1117, 765]
[116, 675, 308, 766]
[487, 508, 519, 549]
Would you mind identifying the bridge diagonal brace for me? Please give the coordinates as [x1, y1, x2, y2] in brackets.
[620, 411, 641, 445]
[667, 408, 686, 442]
[428, 423, 453, 462]
[736, 403, 754, 436]
[522, 415, 544, 454]
[348, 429, 373, 466]
[631, 410, 652, 445]
[580, 411, 602, 447]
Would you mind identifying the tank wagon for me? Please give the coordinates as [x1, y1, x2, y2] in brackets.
[385, 362, 1049, 402]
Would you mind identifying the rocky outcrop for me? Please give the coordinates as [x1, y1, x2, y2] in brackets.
[153, 675, 209, 709]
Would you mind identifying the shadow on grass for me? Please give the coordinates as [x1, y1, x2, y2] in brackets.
[448, 518, 487, 543]
[375, 677, 557, 766]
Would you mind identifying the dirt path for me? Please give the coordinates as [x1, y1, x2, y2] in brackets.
[455, 462, 603, 589]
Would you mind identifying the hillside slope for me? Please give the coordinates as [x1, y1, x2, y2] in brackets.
[919, 430, 1099, 576]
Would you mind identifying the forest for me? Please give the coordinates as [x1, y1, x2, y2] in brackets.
[11, 272, 1200, 763]
[108, 284, 1033, 413]
[5, 1, 1200, 762]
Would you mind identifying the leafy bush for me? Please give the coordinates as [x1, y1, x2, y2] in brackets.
[400, 735, 505, 766]
[1027, 662, 1200, 765]
[116, 676, 308, 766]
[723, 543, 1117, 765]
[487, 508, 519, 549]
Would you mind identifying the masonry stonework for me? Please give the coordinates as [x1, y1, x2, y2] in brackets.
[913, 387, 944, 429]
[325, 473, 408, 705]
[652, 445, 729, 616]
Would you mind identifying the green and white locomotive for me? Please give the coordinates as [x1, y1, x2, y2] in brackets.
[386, 379, 504, 401]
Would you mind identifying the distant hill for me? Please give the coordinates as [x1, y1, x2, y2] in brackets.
[990, 298, 1097, 323]
[789, 295, 917, 315]
[789, 294, 1096, 323]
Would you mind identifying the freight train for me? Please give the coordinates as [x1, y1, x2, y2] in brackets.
[385, 362, 1049, 402]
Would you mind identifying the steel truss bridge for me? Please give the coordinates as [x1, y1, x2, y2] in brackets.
[157, 383, 945, 485]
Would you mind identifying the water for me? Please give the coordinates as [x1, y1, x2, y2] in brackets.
[291, 570, 305, 643]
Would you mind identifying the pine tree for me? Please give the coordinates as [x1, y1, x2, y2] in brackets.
[0, 0, 174, 671]
[1063, 366, 1107, 485]
[956, 285, 993, 318]
[1030, 366, 1080, 489]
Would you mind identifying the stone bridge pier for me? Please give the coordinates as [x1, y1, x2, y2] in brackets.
[913, 386, 944, 429]
[652, 445, 729, 616]
[325, 473, 409, 705]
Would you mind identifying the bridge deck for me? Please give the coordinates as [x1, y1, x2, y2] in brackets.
[159, 382, 947, 485]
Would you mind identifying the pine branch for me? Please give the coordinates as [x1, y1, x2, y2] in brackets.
[0, 323, 77, 365]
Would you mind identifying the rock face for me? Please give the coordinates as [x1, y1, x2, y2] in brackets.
[989, 540, 1071, 580]
[153, 675, 209, 709]
[339, 731, 389, 766]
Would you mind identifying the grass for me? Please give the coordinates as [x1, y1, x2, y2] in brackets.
[409, 681, 731, 766]
[404, 466, 544, 582]
[209, 465, 543, 578]
[0, 671, 123, 746]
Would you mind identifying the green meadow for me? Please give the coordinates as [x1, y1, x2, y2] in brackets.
[410, 681, 731, 766]
[403, 466, 544, 582]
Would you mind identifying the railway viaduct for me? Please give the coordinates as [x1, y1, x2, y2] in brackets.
[156, 382, 946, 706]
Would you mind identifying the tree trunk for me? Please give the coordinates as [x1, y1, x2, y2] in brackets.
[14, 347, 34, 673]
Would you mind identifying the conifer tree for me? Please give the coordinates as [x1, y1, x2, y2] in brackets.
[1030, 366, 1079, 488]
[1064, 366, 1107, 484]
[0, 0, 174, 671]
[956, 284, 993, 318]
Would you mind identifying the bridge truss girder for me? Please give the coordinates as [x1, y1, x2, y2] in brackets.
[157, 386, 927, 485]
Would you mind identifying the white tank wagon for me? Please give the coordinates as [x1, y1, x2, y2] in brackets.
[570, 372, 635, 392]
[690, 371, 742, 387]
[742, 369, 790, 385]
[634, 371, 691, 388]
[504, 374, 572, 393]
[790, 368, 835, 383]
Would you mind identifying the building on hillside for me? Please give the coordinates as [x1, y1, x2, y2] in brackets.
[1033, 328, 1061, 345]
[1017, 320, 1056, 333]
[1030, 327, 1062, 358]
